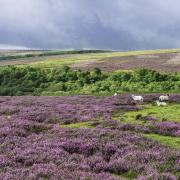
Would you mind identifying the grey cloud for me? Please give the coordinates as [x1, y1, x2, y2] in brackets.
[0, 0, 180, 50]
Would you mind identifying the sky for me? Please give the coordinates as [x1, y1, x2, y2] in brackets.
[0, 0, 180, 50]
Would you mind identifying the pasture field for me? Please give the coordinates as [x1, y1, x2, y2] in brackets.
[28, 48, 180, 71]
[0, 95, 179, 179]
[123, 104, 180, 124]
[0, 50, 109, 66]
[1, 49, 180, 73]
[144, 134, 180, 149]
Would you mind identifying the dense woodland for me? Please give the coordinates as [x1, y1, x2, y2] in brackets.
[0, 65, 180, 95]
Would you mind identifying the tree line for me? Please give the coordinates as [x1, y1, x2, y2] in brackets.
[0, 65, 180, 95]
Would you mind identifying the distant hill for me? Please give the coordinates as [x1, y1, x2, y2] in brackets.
[1, 48, 180, 73]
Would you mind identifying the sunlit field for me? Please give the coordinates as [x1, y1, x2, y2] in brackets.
[123, 104, 180, 123]
[1, 49, 180, 69]
[24, 48, 180, 69]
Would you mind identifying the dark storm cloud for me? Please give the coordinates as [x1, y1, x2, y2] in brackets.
[0, 0, 180, 50]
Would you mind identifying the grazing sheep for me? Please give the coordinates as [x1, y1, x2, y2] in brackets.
[159, 95, 169, 101]
[132, 95, 143, 103]
[113, 93, 118, 97]
[156, 100, 167, 106]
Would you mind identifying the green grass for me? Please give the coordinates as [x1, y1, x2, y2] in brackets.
[1, 48, 180, 68]
[122, 104, 180, 124]
[27, 54, 106, 69]
[0, 50, 109, 61]
[61, 121, 95, 129]
[144, 134, 180, 149]
[113, 171, 138, 180]
[21, 48, 180, 69]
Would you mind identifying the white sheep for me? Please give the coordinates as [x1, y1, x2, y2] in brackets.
[159, 95, 169, 102]
[113, 93, 118, 97]
[156, 100, 167, 106]
[132, 95, 143, 103]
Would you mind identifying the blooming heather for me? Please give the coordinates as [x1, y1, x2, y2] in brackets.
[0, 96, 179, 179]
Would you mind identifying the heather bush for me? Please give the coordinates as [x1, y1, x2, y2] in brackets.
[0, 96, 179, 179]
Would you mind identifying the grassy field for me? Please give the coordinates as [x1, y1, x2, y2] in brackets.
[0, 50, 109, 66]
[61, 121, 95, 129]
[1, 48, 180, 71]
[28, 48, 180, 69]
[122, 104, 180, 124]
[144, 134, 180, 149]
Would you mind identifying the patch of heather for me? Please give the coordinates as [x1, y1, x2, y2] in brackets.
[0, 96, 139, 125]
[102, 120, 180, 137]
[138, 172, 177, 180]
[137, 121, 180, 137]
[0, 96, 179, 179]
[148, 121, 180, 136]
[0, 127, 179, 179]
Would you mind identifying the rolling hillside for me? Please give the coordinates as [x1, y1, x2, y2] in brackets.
[1, 49, 180, 73]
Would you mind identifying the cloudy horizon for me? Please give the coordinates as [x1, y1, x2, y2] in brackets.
[0, 0, 180, 50]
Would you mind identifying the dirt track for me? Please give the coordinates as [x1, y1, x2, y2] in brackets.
[72, 52, 180, 72]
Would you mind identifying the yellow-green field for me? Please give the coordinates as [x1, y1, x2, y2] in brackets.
[144, 134, 180, 149]
[27, 48, 180, 69]
[122, 104, 180, 124]
[1, 48, 180, 72]
[116, 103, 180, 149]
